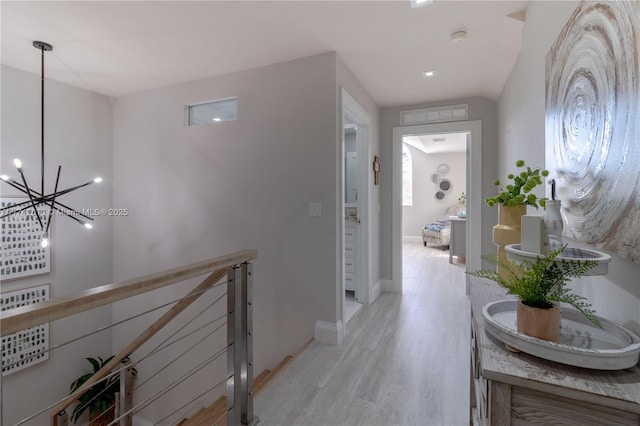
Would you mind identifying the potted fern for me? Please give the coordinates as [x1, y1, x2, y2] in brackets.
[469, 246, 601, 342]
[69, 356, 137, 426]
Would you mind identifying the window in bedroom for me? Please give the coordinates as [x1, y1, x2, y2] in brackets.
[402, 144, 413, 206]
[186, 97, 237, 126]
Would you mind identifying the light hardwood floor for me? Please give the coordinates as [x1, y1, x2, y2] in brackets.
[255, 240, 471, 426]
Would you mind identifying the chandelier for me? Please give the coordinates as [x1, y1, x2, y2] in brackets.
[0, 41, 102, 248]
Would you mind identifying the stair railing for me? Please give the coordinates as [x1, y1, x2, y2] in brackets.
[0, 249, 258, 426]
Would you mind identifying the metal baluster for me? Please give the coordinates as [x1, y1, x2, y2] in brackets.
[119, 357, 134, 426]
[227, 266, 241, 426]
[56, 410, 68, 426]
[240, 262, 258, 425]
[115, 391, 120, 422]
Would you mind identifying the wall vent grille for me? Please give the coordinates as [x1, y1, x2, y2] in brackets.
[400, 104, 468, 126]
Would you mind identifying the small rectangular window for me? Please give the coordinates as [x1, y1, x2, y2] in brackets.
[186, 97, 237, 126]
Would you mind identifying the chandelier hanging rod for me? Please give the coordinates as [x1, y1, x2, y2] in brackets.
[34, 41, 52, 196]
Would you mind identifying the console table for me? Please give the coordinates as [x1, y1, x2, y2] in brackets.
[469, 278, 640, 425]
[449, 217, 466, 263]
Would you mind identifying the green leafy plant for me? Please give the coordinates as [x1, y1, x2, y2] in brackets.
[469, 246, 601, 328]
[485, 160, 549, 208]
[69, 356, 137, 424]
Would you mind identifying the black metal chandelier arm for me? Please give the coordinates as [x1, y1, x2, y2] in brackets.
[45, 178, 99, 199]
[0, 175, 29, 192]
[16, 167, 45, 228]
[0, 180, 34, 205]
[50, 200, 94, 222]
[1, 199, 95, 224]
[1, 172, 96, 221]
[0, 204, 37, 219]
[0, 196, 45, 214]
[44, 166, 62, 233]
[44, 204, 90, 226]
[1, 172, 98, 205]
[0, 187, 95, 222]
[3, 173, 98, 199]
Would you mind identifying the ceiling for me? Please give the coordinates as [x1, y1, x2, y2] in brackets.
[0, 1, 526, 107]
[403, 132, 467, 154]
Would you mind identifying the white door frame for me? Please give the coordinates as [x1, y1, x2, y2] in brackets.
[339, 89, 372, 323]
[392, 120, 482, 293]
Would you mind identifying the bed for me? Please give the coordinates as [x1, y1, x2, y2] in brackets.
[422, 221, 452, 248]
[422, 205, 464, 248]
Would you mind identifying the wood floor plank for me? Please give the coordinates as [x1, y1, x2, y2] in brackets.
[255, 241, 471, 426]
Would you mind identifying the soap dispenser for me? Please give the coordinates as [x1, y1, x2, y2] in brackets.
[544, 179, 564, 251]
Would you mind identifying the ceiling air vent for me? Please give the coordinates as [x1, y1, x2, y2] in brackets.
[400, 104, 468, 126]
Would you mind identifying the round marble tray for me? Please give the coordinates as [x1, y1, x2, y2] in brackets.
[483, 300, 640, 370]
[505, 244, 611, 275]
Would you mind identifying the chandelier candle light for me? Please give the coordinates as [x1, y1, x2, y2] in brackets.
[0, 41, 102, 248]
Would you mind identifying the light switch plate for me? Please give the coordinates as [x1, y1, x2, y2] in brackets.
[309, 202, 322, 217]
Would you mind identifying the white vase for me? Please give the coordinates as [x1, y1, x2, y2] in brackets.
[544, 200, 563, 251]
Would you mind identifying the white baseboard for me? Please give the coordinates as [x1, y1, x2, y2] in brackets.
[403, 235, 422, 242]
[381, 279, 401, 293]
[371, 280, 382, 303]
[314, 320, 344, 344]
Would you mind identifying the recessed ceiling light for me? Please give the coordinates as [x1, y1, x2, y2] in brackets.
[411, 0, 433, 8]
[213, 117, 222, 122]
[422, 70, 437, 78]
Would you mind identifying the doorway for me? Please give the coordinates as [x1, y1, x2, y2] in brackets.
[402, 132, 468, 259]
[344, 123, 362, 322]
[392, 121, 483, 294]
[340, 89, 372, 327]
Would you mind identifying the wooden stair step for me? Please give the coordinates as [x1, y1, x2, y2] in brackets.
[178, 339, 313, 425]
[254, 355, 293, 396]
[187, 396, 227, 426]
[253, 368, 272, 392]
[182, 406, 209, 426]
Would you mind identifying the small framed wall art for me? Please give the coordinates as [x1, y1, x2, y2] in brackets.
[1, 284, 50, 375]
[1, 197, 51, 281]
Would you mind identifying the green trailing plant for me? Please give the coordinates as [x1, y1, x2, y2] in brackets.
[485, 160, 549, 208]
[469, 246, 602, 328]
[69, 356, 137, 424]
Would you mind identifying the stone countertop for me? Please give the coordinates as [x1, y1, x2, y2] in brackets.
[469, 277, 640, 413]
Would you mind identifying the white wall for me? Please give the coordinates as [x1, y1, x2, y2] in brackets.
[111, 52, 380, 421]
[380, 97, 498, 279]
[1, 65, 113, 425]
[498, 1, 640, 334]
[403, 148, 466, 237]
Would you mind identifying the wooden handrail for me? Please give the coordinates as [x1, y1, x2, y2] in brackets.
[49, 267, 230, 425]
[0, 249, 257, 336]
